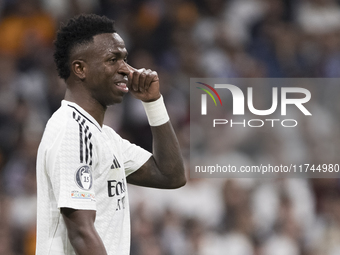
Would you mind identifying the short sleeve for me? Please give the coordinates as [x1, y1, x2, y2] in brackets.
[121, 138, 152, 176]
[47, 121, 96, 210]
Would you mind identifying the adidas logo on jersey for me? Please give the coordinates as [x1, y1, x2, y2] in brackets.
[111, 154, 121, 169]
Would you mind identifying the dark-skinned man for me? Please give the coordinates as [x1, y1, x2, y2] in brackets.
[36, 14, 186, 255]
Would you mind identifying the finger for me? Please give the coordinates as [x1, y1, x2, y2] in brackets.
[132, 69, 142, 91]
[144, 70, 156, 91]
[138, 68, 147, 92]
[126, 64, 137, 89]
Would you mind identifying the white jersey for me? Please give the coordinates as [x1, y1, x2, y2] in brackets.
[36, 100, 152, 255]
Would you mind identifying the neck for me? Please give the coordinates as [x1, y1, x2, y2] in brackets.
[64, 88, 106, 127]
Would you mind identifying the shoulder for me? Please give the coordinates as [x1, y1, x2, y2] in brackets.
[42, 103, 99, 145]
[102, 125, 131, 149]
[102, 125, 121, 140]
[45, 104, 79, 134]
[44, 106, 69, 137]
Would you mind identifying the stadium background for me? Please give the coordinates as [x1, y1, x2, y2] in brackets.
[1, 0, 340, 254]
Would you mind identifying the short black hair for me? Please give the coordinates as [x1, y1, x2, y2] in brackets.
[54, 14, 116, 80]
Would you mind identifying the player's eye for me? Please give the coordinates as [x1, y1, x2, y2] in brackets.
[111, 58, 117, 63]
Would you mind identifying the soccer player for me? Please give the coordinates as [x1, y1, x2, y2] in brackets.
[36, 14, 186, 255]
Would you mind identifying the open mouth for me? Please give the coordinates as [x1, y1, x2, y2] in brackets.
[116, 82, 129, 93]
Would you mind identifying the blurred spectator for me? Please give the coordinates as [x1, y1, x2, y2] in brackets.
[0, 0, 55, 58]
[296, 0, 340, 35]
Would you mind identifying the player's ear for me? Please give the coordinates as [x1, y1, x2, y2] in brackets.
[71, 60, 87, 80]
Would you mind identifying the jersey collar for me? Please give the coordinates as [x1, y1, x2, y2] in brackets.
[62, 100, 102, 132]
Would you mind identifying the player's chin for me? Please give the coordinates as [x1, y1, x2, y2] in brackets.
[109, 94, 125, 105]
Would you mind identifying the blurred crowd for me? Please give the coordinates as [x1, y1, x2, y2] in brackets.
[1, 0, 340, 254]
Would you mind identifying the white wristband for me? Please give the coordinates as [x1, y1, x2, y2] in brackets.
[142, 95, 170, 126]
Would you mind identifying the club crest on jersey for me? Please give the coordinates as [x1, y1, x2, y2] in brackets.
[75, 165, 93, 190]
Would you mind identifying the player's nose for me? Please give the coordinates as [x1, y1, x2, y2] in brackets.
[118, 61, 131, 76]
